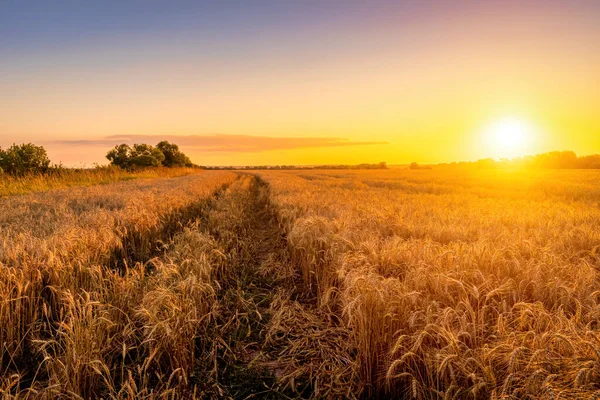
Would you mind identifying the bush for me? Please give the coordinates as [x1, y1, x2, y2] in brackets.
[0, 143, 51, 175]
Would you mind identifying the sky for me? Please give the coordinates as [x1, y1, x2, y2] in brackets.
[1, 0, 599, 166]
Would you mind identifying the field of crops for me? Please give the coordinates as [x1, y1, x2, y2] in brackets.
[1, 168, 599, 399]
[259, 168, 600, 399]
[0, 171, 239, 398]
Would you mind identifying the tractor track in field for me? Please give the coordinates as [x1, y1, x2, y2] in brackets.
[203, 174, 297, 398]
[194, 174, 360, 399]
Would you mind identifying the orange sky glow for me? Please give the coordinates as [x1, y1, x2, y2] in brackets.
[0, 1, 598, 166]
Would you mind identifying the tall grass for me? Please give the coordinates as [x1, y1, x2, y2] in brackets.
[0, 166, 198, 198]
[0, 171, 237, 398]
[259, 168, 600, 398]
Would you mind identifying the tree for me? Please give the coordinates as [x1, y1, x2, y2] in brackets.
[579, 154, 600, 169]
[532, 151, 577, 169]
[409, 162, 420, 170]
[106, 144, 132, 168]
[156, 141, 192, 167]
[0, 143, 51, 175]
[130, 143, 165, 167]
[106, 143, 165, 169]
[476, 158, 497, 169]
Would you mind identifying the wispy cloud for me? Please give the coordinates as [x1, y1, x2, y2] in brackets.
[50, 134, 388, 153]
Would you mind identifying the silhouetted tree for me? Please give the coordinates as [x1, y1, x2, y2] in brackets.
[533, 151, 578, 169]
[579, 154, 600, 169]
[477, 158, 497, 169]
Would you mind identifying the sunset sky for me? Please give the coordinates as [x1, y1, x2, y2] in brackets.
[1, 1, 598, 166]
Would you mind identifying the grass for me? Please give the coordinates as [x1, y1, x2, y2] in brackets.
[2, 167, 600, 398]
[0, 166, 198, 197]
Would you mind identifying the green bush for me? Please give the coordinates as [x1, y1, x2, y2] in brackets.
[0, 143, 51, 175]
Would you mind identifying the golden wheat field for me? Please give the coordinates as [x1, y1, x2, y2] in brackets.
[0, 166, 200, 198]
[1, 168, 600, 399]
[258, 168, 600, 399]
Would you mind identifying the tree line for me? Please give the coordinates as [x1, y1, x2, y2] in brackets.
[434, 151, 600, 170]
[3, 142, 600, 177]
[204, 162, 388, 170]
[0, 141, 194, 176]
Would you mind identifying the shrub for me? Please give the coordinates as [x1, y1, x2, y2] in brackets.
[0, 143, 51, 175]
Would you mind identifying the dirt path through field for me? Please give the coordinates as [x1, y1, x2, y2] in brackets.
[202, 174, 360, 399]
[204, 174, 293, 398]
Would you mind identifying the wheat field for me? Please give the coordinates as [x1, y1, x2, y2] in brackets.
[258, 168, 600, 399]
[1, 168, 599, 399]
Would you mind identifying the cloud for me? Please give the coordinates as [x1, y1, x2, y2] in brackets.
[49, 134, 388, 153]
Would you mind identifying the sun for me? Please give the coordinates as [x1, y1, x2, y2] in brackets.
[482, 117, 536, 158]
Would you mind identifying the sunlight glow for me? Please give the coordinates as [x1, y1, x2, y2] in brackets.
[482, 117, 537, 159]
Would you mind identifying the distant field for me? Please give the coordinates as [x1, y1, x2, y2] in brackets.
[1, 168, 599, 399]
[0, 166, 198, 197]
